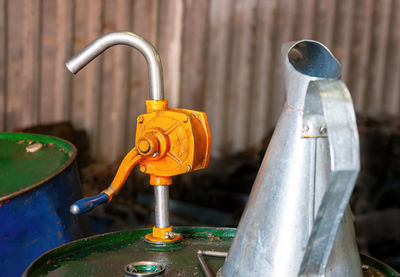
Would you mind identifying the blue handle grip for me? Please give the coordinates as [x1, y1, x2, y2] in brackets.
[70, 193, 109, 215]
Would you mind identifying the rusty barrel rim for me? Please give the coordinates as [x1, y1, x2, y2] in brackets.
[360, 254, 399, 277]
[0, 132, 77, 202]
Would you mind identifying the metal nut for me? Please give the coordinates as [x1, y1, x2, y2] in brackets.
[164, 231, 179, 239]
[138, 139, 151, 154]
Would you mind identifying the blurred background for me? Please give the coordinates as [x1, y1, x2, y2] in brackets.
[0, 0, 399, 271]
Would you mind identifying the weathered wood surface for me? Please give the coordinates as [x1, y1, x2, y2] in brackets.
[0, 0, 7, 131]
[54, 0, 73, 122]
[204, 0, 232, 157]
[1, 0, 399, 162]
[127, 0, 158, 154]
[226, 0, 257, 153]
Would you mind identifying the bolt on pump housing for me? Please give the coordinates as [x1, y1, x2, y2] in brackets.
[67, 32, 211, 243]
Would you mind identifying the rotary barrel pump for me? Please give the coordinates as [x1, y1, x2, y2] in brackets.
[67, 32, 211, 243]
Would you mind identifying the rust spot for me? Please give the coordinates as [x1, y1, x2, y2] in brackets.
[58, 231, 62, 239]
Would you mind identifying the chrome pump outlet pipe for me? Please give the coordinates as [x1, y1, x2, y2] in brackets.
[66, 31, 164, 100]
[154, 186, 170, 228]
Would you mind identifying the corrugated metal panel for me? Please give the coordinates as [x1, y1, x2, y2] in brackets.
[1, 0, 399, 162]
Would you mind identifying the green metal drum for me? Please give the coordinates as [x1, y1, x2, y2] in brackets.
[24, 227, 234, 276]
[0, 133, 84, 276]
[0, 133, 75, 197]
[23, 227, 398, 276]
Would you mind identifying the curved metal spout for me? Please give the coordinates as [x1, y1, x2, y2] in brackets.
[66, 31, 164, 100]
[283, 40, 341, 110]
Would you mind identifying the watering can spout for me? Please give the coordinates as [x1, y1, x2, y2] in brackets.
[284, 40, 341, 110]
[222, 40, 362, 277]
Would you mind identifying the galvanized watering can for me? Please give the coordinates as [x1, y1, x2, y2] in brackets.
[222, 40, 362, 276]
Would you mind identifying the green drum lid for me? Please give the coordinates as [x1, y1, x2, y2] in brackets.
[0, 133, 76, 200]
[24, 227, 399, 277]
[24, 227, 235, 277]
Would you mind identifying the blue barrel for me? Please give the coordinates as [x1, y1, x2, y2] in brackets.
[0, 133, 85, 277]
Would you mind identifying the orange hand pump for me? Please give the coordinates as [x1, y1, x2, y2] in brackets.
[67, 32, 211, 243]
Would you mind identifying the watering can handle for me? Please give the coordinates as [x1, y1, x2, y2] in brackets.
[299, 80, 360, 276]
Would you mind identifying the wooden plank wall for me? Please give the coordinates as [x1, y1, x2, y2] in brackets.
[0, 0, 399, 162]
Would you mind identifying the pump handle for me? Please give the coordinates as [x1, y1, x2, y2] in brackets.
[70, 147, 144, 215]
[70, 193, 109, 215]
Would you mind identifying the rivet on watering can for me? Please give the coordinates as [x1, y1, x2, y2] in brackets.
[302, 124, 310, 134]
[138, 116, 144, 123]
[140, 165, 146, 172]
[319, 126, 327, 135]
[183, 115, 189, 123]
[26, 142, 43, 153]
